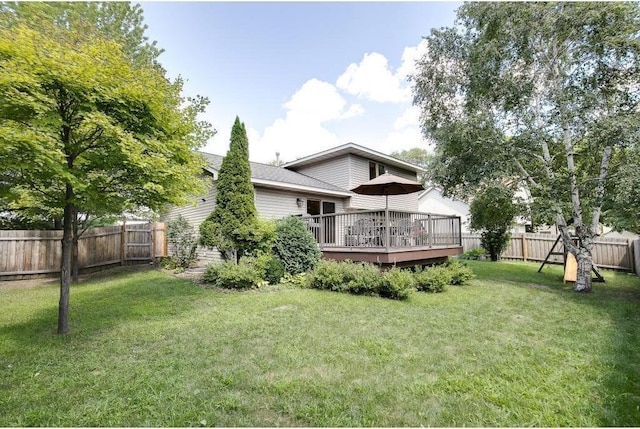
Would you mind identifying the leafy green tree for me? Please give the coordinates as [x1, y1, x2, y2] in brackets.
[603, 147, 640, 234]
[390, 147, 434, 186]
[469, 183, 520, 261]
[0, 2, 163, 69]
[199, 117, 259, 262]
[0, 11, 212, 333]
[413, 2, 640, 292]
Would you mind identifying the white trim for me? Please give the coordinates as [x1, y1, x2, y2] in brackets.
[251, 178, 353, 197]
[282, 142, 426, 173]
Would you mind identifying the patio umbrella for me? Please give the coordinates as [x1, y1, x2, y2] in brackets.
[351, 173, 425, 249]
[350, 172, 425, 209]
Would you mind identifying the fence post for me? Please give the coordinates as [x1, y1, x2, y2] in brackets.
[150, 222, 156, 265]
[633, 239, 640, 277]
[120, 223, 126, 266]
[522, 234, 528, 262]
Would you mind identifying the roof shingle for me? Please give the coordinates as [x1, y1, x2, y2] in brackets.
[201, 152, 350, 195]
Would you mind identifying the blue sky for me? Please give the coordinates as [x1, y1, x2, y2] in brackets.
[140, 1, 461, 163]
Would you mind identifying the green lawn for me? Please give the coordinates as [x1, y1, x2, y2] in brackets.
[1, 261, 639, 427]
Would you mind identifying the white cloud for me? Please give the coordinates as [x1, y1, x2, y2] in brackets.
[336, 52, 410, 103]
[203, 40, 434, 164]
[335, 40, 429, 105]
[393, 105, 421, 130]
[247, 78, 364, 163]
[396, 39, 429, 80]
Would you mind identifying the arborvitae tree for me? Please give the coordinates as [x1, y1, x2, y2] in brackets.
[200, 117, 259, 262]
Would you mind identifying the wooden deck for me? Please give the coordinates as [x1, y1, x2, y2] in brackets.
[322, 245, 463, 267]
[304, 210, 463, 267]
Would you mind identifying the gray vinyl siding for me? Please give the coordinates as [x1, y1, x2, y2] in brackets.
[290, 154, 351, 190]
[162, 186, 223, 265]
[347, 155, 420, 212]
[163, 184, 348, 266]
[255, 186, 346, 219]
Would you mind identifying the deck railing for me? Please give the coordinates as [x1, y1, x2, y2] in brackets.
[303, 210, 462, 250]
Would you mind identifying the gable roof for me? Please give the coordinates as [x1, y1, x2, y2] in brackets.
[418, 186, 470, 204]
[201, 152, 352, 197]
[281, 142, 427, 174]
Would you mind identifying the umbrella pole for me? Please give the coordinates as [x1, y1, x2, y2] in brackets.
[385, 195, 390, 251]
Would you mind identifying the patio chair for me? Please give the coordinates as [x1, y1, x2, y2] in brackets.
[346, 218, 377, 246]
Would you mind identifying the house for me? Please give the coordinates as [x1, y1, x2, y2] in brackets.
[418, 186, 471, 233]
[163, 143, 463, 266]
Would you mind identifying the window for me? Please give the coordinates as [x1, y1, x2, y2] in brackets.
[369, 161, 386, 179]
[307, 199, 320, 216]
[307, 199, 335, 215]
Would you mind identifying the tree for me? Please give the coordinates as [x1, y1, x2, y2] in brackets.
[469, 183, 520, 261]
[199, 117, 259, 262]
[0, 1, 174, 282]
[0, 2, 163, 69]
[390, 147, 434, 186]
[0, 11, 212, 334]
[603, 146, 640, 234]
[413, 2, 640, 292]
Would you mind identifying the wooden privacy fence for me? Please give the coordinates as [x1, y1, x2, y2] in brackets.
[0, 222, 166, 279]
[462, 233, 638, 273]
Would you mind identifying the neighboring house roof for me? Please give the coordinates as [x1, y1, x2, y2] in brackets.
[281, 142, 427, 174]
[201, 152, 353, 198]
[418, 186, 469, 204]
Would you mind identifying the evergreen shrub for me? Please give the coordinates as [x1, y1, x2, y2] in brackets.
[273, 216, 321, 274]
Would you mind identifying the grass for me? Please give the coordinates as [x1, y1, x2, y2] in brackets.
[1, 261, 639, 427]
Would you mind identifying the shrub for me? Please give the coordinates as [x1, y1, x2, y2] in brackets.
[202, 259, 261, 289]
[380, 268, 415, 300]
[346, 263, 384, 296]
[273, 216, 321, 274]
[251, 218, 277, 256]
[459, 248, 485, 260]
[307, 260, 410, 300]
[166, 215, 197, 269]
[443, 258, 475, 285]
[307, 259, 346, 291]
[414, 266, 451, 293]
[251, 252, 285, 285]
[281, 272, 308, 288]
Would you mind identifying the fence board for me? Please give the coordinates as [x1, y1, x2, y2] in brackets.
[463, 233, 635, 271]
[0, 222, 167, 279]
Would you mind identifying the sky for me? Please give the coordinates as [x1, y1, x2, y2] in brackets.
[140, 1, 462, 164]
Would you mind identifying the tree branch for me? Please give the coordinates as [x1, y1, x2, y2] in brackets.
[590, 145, 613, 233]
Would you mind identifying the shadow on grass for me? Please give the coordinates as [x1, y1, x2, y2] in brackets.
[468, 260, 640, 426]
[0, 267, 204, 349]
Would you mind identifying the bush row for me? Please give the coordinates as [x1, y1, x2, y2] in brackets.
[202, 255, 475, 300]
[306, 259, 415, 300]
[306, 258, 474, 300]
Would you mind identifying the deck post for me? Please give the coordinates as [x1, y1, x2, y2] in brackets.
[320, 214, 325, 248]
[384, 208, 390, 252]
[428, 214, 433, 248]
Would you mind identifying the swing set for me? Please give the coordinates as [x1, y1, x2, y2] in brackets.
[538, 234, 605, 283]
